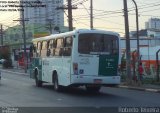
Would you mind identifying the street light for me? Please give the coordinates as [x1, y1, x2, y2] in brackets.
[132, 0, 140, 77]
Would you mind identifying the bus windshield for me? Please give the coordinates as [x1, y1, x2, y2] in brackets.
[78, 33, 119, 55]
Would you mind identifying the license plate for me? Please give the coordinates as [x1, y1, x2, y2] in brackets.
[94, 79, 102, 84]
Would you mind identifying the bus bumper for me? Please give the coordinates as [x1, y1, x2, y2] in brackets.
[70, 75, 121, 85]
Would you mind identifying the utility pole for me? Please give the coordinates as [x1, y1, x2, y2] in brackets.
[0, 25, 3, 46]
[56, 0, 77, 31]
[68, 0, 73, 31]
[132, 0, 140, 78]
[13, 6, 29, 73]
[90, 0, 93, 29]
[22, 6, 27, 73]
[123, 0, 131, 84]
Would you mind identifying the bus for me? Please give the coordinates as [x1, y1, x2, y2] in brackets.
[30, 29, 121, 92]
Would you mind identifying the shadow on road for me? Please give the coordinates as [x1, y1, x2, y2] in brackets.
[36, 84, 123, 99]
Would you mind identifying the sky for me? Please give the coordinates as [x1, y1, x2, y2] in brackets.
[70, 0, 160, 36]
[0, 0, 160, 36]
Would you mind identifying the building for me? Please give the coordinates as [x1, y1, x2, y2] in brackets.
[130, 29, 160, 39]
[120, 38, 160, 49]
[145, 18, 160, 30]
[147, 29, 160, 38]
[130, 29, 148, 39]
[20, 0, 64, 28]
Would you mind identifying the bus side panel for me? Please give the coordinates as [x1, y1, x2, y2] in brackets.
[41, 57, 62, 83]
[77, 55, 99, 76]
[42, 58, 51, 83]
[59, 57, 71, 86]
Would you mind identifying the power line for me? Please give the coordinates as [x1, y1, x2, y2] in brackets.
[128, 1, 160, 11]
[80, 3, 90, 15]
[75, 1, 160, 17]
[72, 0, 89, 6]
[93, 17, 136, 29]
[136, 0, 160, 6]
[73, 18, 90, 27]
[140, 7, 160, 14]
[129, 3, 160, 12]
[57, 0, 77, 31]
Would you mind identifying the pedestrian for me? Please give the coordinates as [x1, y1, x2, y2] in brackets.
[138, 62, 144, 84]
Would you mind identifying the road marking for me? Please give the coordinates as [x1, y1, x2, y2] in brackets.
[119, 85, 160, 93]
[57, 98, 62, 101]
[145, 89, 158, 92]
[1, 70, 29, 76]
[1, 78, 7, 81]
[119, 86, 129, 88]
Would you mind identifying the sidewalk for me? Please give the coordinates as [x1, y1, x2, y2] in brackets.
[0, 67, 29, 76]
[1, 66, 160, 93]
[119, 82, 160, 93]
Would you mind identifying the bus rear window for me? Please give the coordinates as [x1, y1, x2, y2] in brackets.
[78, 33, 118, 55]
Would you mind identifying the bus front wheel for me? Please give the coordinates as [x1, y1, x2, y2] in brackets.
[85, 85, 101, 93]
[35, 70, 42, 87]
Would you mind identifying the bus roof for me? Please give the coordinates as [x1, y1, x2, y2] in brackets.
[32, 29, 120, 42]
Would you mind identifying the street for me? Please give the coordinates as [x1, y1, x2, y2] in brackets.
[0, 71, 160, 108]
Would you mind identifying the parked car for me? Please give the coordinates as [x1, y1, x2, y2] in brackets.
[0, 59, 6, 64]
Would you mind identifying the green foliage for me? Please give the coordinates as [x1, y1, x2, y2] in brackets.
[143, 78, 160, 85]
[0, 46, 12, 68]
[143, 78, 154, 84]
[0, 46, 11, 60]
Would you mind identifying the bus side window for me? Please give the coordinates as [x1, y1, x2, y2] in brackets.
[33, 44, 36, 52]
[53, 39, 57, 56]
[55, 38, 64, 56]
[32, 43, 37, 57]
[37, 42, 42, 57]
[41, 41, 47, 57]
[111, 39, 118, 55]
[48, 39, 56, 56]
[46, 40, 51, 57]
[63, 36, 72, 56]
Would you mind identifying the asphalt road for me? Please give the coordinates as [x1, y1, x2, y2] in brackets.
[0, 71, 160, 108]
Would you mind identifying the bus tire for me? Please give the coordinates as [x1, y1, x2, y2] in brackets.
[85, 85, 101, 93]
[53, 73, 61, 91]
[35, 70, 42, 87]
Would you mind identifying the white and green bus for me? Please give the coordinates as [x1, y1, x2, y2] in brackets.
[30, 29, 121, 92]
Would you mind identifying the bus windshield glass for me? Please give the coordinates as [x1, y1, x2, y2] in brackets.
[78, 33, 119, 55]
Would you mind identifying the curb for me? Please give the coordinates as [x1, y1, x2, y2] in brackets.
[119, 85, 160, 93]
[0, 69, 29, 76]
